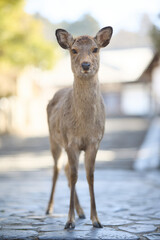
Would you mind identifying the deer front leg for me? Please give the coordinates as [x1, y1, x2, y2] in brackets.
[65, 147, 79, 229]
[64, 163, 85, 219]
[85, 145, 103, 228]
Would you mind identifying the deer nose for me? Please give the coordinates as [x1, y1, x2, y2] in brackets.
[81, 62, 90, 71]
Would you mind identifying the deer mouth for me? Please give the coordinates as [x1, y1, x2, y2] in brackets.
[81, 68, 91, 74]
[80, 70, 96, 79]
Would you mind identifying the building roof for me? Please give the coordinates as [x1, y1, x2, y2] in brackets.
[100, 48, 153, 83]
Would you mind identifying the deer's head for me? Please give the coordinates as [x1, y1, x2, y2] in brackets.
[56, 27, 113, 80]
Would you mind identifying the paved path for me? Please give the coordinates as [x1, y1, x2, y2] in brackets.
[0, 169, 160, 240]
[100, 117, 150, 169]
[0, 117, 150, 170]
[134, 118, 160, 170]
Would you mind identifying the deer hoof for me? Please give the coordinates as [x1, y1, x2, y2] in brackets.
[93, 221, 103, 228]
[46, 209, 52, 215]
[79, 213, 86, 219]
[64, 221, 75, 229]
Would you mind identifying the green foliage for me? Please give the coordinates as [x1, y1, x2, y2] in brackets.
[54, 14, 100, 37]
[0, 0, 56, 70]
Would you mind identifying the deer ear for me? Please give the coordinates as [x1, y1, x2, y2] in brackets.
[95, 26, 113, 48]
[55, 29, 74, 49]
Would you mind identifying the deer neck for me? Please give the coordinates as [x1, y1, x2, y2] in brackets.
[72, 74, 101, 116]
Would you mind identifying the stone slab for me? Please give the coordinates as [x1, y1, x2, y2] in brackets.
[38, 227, 139, 240]
[136, 220, 160, 225]
[0, 229, 38, 240]
[118, 224, 157, 234]
[143, 233, 160, 240]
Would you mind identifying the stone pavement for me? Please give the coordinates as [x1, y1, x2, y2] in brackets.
[0, 117, 160, 239]
[0, 169, 160, 240]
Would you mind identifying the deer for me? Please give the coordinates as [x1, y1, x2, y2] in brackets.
[46, 26, 113, 229]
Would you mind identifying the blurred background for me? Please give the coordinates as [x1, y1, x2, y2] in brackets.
[0, 0, 160, 170]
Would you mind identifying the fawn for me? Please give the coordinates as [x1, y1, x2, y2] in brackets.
[46, 26, 113, 229]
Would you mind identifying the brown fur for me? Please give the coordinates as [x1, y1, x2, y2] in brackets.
[46, 27, 113, 229]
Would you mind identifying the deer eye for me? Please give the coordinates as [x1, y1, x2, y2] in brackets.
[92, 48, 98, 53]
[71, 49, 78, 54]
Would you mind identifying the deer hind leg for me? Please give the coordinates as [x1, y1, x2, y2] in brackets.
[46, 140, 62, 215]
[85, 145, 103, 228]
[64, 163, 85, 219]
